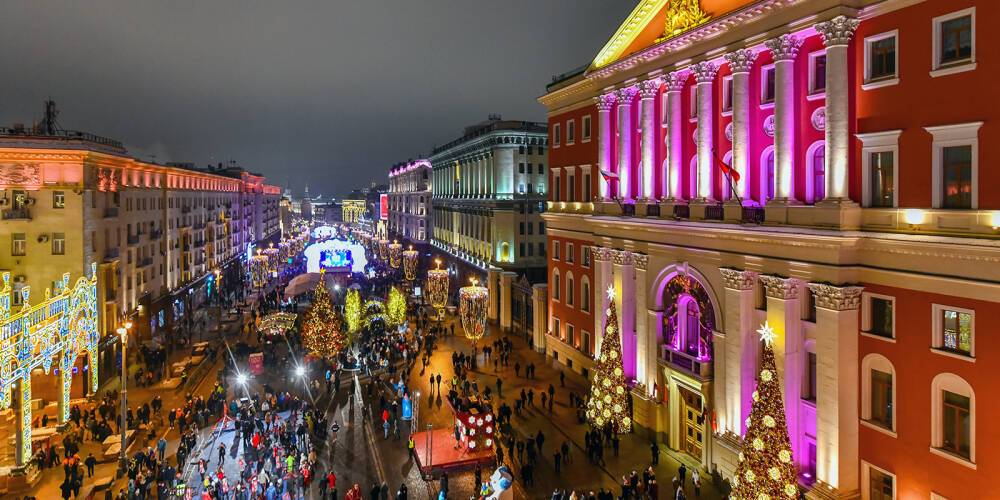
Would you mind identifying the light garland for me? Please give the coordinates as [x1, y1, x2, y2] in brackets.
[586, 286, 632, 434]
[345, 289, 363, 335]
[402, 248, 419, 281]
[426, 260, 449, 317]
[459, 278, 489, 344]
[388, 241, 402, 269]
[731, 321, 798, 499]
[258, 312, 297, 335]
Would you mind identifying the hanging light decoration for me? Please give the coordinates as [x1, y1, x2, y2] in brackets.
[377, 239, 390, 261]
[279, 240, 291, 262]
[388, 240, 403, 269]
[402, 246, 419, 282]
[250, 250, 269, 289]
[263, 243, 280, 274]
[426, 259, 449, 318]
[459, 277, 489, 345]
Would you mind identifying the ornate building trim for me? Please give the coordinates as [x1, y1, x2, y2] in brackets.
[633, 253, 649, 271]
[759, 274, 801, 299]
[612, 249, 635, 266]
[616, 85, 639, 105]
[764, 34, 803, 62]
[724, 48, 756, 74]
[807, 283, 864, 311]
[719, 267, 758, 291]
[664, 71, 688, 92]
[814, 15, 859, 47]
[691, 61, 719, 84]
[639, 78, 661, 100]
[594, 93, 618, 111]
[592, 246, 615, 262]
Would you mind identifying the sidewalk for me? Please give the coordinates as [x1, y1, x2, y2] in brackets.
[410, 314, 722, 498]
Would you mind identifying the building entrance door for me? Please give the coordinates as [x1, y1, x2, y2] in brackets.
[679, 385, 704, 460]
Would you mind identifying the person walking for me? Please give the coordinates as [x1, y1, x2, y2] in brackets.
[650, 441, 659, 464]
[692, 469, 701, 498]
[678, 463, 687, 489]
[84, 453, 96, 478]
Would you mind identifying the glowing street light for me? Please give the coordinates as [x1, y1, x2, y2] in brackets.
[236, 373, 248, 385]
[295, 365, 306, 378]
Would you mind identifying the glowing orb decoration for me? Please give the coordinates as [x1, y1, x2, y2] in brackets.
[388, 241, 402, 269]
[459, 278, 489, 344]
[426, 262, 449, 316]
[304, 239, 368, 274]
[402, 248, 419, 281]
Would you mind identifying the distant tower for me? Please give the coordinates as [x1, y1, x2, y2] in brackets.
[301, 184, 314, 221]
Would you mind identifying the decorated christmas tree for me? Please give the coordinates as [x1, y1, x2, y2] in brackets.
[387, 286, 407, 327]
[301, 280, 344, 359]
[731, 321, 799, 499]
[586, 286, 632, 434]
[344, 288, 362, 336]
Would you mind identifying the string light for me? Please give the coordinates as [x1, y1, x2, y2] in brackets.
[586, 290, 632, 434]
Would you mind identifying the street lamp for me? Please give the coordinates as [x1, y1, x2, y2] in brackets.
[116, 321, 132, 475]
[295, 365, 306, 378]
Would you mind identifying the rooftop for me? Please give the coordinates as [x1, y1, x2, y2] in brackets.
[431, 114, 547, 155]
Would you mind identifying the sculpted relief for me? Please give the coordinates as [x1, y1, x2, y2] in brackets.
[0, 163, 42, 188]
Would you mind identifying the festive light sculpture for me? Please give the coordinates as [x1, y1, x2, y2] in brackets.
[388, 241, 402, 269]
[426, 259, 449, 318]
[459, 278, 489, 345]
[731, 321, 798, 499]
[402, 247, 419, 281]
[387, 286, 407, 327]
[377, 239, 390, 261]
[344, 289, 363, 336]
[263, 244, 280, 274]
[586, 285, 632, 434]
[250, 250, 270, 289]
[258, 312, 297, 336]
[301, 276, 344, 359]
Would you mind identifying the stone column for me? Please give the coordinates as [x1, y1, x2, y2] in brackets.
[764, 34, 803, 204]
[616, 86, 639, 201]
[495, 147, 514, 198]
[807, 283, 864, 494]
[499, 271, 517, 331]
[718, 268, 758, 436]
[633, 253, 655, 390]
[759, 274, 803, 456]
[531, 283, 548, 354]
[612, 250, 636, 380]
[487, 267, 501, 322]
[815, 16, 860, 203]
[724, 49, 756, 205]
[693, 61, 718, 203]
[661, 71, 687, 205]
[638, 79, 660, 201]
[595, 93, 617, 201]
[592, 247, 614, 354]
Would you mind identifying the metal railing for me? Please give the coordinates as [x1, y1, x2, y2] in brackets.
[673, 204, 690, 219]
[1, 208, 31, 220]
[742, 206, 765, 224]
[103, 247, 120, 261]
[103, 207, 119, 218]
[645, 205, 660, 217]
[705, 204, 724, 221]
[127, 234, 140, 245]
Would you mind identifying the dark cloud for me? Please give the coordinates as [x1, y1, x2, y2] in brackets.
[0, 1, 633, 197]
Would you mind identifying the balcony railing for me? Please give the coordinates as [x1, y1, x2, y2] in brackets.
[673, 204, 690, 219]
[645, 204, 660, 217]
[742, 206, 765, 224]
[660, 345, 712, 379]
[103, 207, 119, 218]
[621, 203, 636, 217]
[138, 257, 153, 267]
[150, 229, 162, 240]
[127, 234, 140, 245]
[705, 204, 724, 221]
[103, 247, 120, 261]
[1, 208, 31, 220]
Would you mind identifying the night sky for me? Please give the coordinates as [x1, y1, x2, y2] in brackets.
[1, 1, 634, 198]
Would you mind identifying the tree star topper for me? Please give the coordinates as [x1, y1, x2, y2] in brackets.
[606, 285, 616, 300]
[757, 321, 777, 346]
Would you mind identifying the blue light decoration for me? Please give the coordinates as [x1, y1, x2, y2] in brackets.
[401, 394, 413, 421]
[304, 239, 368, 274]
[320, 249, 353, 270]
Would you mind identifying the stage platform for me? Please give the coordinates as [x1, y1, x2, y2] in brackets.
[412, 429, 495, 474]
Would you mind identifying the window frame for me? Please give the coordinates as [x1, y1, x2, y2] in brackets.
[807, 49, 827, 98]
[930, 372, 976, 469]
[552, 269, 561, 302]
[861, 292, 896, 342]
[721, 75, 733, 115]
[11, 233, 26, 256]
[760, 64, 776, 107]
[581, 115, 592, 143]
[566, 119, 576, 145]
[52, 233, 66, 256]
[553, 123, 562, 147]
[856, 130, 901, 208]
[863, 30, 899, 90]
[689, 85, 698, 121]
[925, 122, 981, 209]
[931, 303, 975, 361]
[861, 353, 897, 437]
[566, 242, 574, 264]
[53, 190, 66, 209]
[931, 7, 976, 78]
[861, 461, 896, 500]
[552, 241, 560, 261]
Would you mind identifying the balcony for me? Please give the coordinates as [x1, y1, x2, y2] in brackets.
[645, 204, 660, 217]
[660, 345, 712, 380]
[705, 204, 724, 221]
[150, 229, 163, 240]
[103, 207, 119, 218]
[672, 204, 690, 219]
[103, 247, 120, 262]
[127, 234, 140, 246]
[741, 206, 765, 224]
[138, 257, 153, 267]
[1, 208, 31, 220]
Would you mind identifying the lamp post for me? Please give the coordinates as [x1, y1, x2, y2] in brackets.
[214, 269, 223, 337]
[117, 320, 132, 475]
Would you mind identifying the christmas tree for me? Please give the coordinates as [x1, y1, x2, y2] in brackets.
[344, 288, 362, 336]
[731, 321, 799, 499]
[301, 280, 345, 359]
[586, 285, 632, 434]
[387, 286, 407, 327]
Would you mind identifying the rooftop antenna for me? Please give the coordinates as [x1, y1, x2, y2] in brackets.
[40, 99, 62, 135]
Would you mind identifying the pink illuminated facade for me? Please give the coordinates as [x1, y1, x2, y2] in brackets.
[387, 160, 432, 245]
[542, 0, 1000, 498]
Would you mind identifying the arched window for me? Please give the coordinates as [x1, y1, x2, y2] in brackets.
[761, 146, 776, 203]
[661, 274, 717, 362]
[552, 269, 561, 301]
[808, 141, 826, 203]
[931, 373, 975, 465]
[861, 354, 896, 435]
[677, 296, 702, 356]
[581, 277, 591, 312]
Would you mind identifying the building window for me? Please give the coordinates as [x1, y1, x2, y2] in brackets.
[519, 242, 525, 258]
[553, 318, 561, 339]
[689, 86, 698, 119]
[553, 272, 561, 301]
[857, 130, 901, 208]
[539, 242, 546, 257]
[567, 120, 575, 144]
[933, 8, 975, 76]
[567, 276, 575, 307]
[568, 175, 575, 202]
[553, 123, 561, 147]
[862, 293, 895, 339]
[566, 243, 574, 264]
[553, 241, 560, 261]
[942, 391, 971, 459]
[582, 246, 591, 267]
[519, 222, 525, 235]
[519, 163, 525, 174]
[810, 142, 826, 203]
[804, 351, 817, 402]
[11, 233, 26, 256]
[721, 75, 733, 113]
[941, 145, 973, 209]
[863, 463, 895, 500]
[864, 31, 898, 88]
[761, 147, 775, 202]
[809, 51, 827, 95]
[582, 281, 590, 312]
[583, 171, 592, 201]
[933, 305, 973, 357]
[871, 370, 894, 430]
[761, 65, 776, 105]
[539, 222, 545, 235]
[52, 233, 65, 255]
[53, 191, 65, 209]
[931, 373, 975, 466]
[582, 115, 592, 141]
[567, 324, 575, 346]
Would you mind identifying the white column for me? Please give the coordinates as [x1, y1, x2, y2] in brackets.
[759, 275, 803, 464]
[764, 34, 803, 203]
[692, 61, 718, 201]
[616, 86, 638, 201]
[633, 254, 653, 389]
[612, 250, 636, 380]
[595, 93, 617, 200]
[500, 271, 516, 331]
[724, 49, 756, 202]
[592, 247, 613, 355]
[718, 268, 758, 436]
[487, 267, 501, 322]
[531, 284, 548, 353]
[807, 283, 863, 493]
[638, 79, 660, 201]
[663, 72, 687, 201]
[815, 16, 860, 203]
